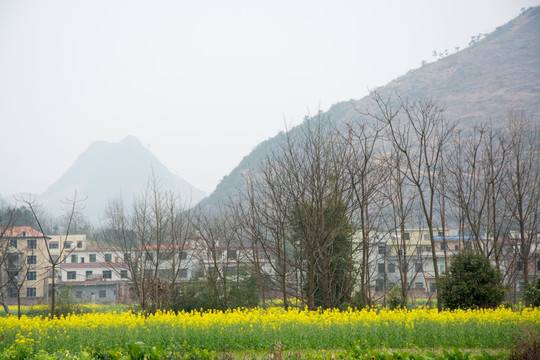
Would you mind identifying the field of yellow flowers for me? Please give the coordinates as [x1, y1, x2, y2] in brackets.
[0, 306, 538, 359]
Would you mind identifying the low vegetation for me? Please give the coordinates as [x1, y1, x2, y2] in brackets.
[0, 305, 538, 359]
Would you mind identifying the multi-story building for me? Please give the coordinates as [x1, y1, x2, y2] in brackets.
[367, 228, 455, 297]
[194, 244, 275, 281]
[0, 226, 51, 305]
[57, 245, 133, 303]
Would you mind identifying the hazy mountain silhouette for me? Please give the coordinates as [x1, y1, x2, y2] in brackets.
[39, 136, 206, 224]
[198, 6, 540, 210]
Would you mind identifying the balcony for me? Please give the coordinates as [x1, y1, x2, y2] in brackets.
[86, 274, 103, 281]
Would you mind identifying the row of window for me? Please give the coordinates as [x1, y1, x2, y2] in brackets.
[8, 287, 37, 298]
[144, 251, 189, 262]
[374, 280, 437, 292]
[64, 253, 124, 264]
[377, 243, 473, 256]
[75, 290, 108, 299]
[8, 239, 85, 250]
[66, 270, 129, 280]
[377, 262, 423, 273]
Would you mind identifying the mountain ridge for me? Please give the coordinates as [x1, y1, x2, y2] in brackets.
[197, 6, 540, 210]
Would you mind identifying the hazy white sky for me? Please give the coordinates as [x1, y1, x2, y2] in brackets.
[1, 0, 539, 196]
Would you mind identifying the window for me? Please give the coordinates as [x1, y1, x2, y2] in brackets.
[89, 254, 97, 263]
[67, 271, 77, 280]
[103, 270, 112, 279]
[27, 271, 37, 281]
[26, 287, 37, 297]
[378, 263, 385, 273]
[156, 268, 170, 279]
[425, 247, 432, 253]
[179, 251, 187, 260]
[9, 239, 17, 249]
[86, 270, 93, 278]
[8, 270, 18, 284]
[454, 245, 459, 251]
[71, 254, 78, 263]
[120, 270, 128, 279]
[105, 254, 112, 262]
[77, 241, 83, 249]
[438, 231, 443, 237]
[124, 253, 131, 262]
[27, 255, 37, 265]
[465, 241, 472, 250]
[415, 282, 424, 289]
[158, 252, 172, 261]
[80, 257, 85, 263]
[8, 254, 20, 269]
[49, 241, 59, 249]
[388, 263, 395, 273]
[537, 260, 540, 271]
[227, 249, 237, 260]
[441, 241, 446, 251]
[145, 252, 153, 261]
[8, 287, 18, 298]
[416, 246, 422, 255]
[415, 262, 423, 272]
[179, 269, 188, 278]
[429, 283, 437, 293]
[404, 233, 410, 240]
[224, 266, 237, 276]
[207, 249, 222, 259]
[99, 290, 107, 298]
[27, 239, 37, 249]
[517, 261, 524, 271]
[378, 244, 386, 255]
[375, 279, 384, 291]
[64, 242, 72, 249]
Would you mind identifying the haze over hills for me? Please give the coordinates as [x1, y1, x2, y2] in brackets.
[38, 136, 206, 224]
[197, 6, 540, 210]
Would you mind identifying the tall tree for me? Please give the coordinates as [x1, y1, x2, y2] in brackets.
[504, 110, 540, 288]
[366, 91, 456, 311]
[20, 193, 84, 319]
[235, 114, 355, 309]
[340, 121, 387, 306]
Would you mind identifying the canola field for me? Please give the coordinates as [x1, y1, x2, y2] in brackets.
[0, 306, 538, 359]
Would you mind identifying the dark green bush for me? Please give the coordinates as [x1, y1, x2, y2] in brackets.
[438, 251, 505, 310]
[523, 277, 540, 307]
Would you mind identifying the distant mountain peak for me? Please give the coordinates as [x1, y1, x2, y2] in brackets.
[39, 136, 206, 224]
[119, 135, 143, 146]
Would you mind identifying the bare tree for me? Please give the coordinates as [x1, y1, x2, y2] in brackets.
[21, 193, 84, 319]
[189, 205, 241, 308]
[381, 148, 418, 306]
[0, 206, 23, 315]
[234, 114, 356, 310]
[445, 125, 507, 258]
[234, 165, 296, 309]
[366, 91, 456, 311]
[339, 120, 388, 306]
[8, 192, 85, 318]
[504, 111, 540, 288]
[102, 177, 193, 312]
